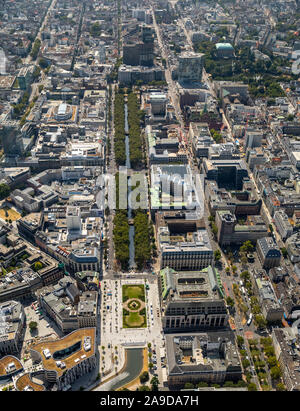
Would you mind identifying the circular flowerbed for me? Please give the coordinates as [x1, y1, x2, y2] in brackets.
[127, 299, 141, 311]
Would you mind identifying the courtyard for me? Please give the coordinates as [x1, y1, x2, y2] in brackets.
[0, 206, 21, 222]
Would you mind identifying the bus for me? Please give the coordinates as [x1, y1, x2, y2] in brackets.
[247, 313, 253, 326]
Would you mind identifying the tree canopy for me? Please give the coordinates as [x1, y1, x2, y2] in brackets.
[0, 184, 10, 200]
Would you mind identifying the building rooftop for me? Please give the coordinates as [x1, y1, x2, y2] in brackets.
[15, 372, 45, 391]
[216, 43, 234, 50]
[29, 328, 96, 377]
[257, 237, 281, 257]
[166, 331, 241, 376]
[160, 265, 224, 301]
[0, 356, 23, 377]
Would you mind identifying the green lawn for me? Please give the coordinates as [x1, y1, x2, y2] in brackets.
[122, 284, 145, 301]
[122, 284, 147, 328]
[123, 312, 147, 328]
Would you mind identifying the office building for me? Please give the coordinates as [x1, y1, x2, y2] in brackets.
[189, 122, 214, 159]
[37, 278, 98, 333]
[159, 266, 227, 331]
[274, 209, 293, 241]
[29, 328, 96, 390]
[178, 52, 204, 84]
[202, 159, 248, 190]
[215, 210, 268, 246]
[245, 130, 263, 149]
[272, 328, 300, 391]
[123, 25, 154, 67]
[166, 332, 242, 389]
[0, 301, 25, 354]
[257, 237, 281, 269]
[149, 92, 167, 116]
[0, 123, 24, 156]
[256, 278, 284, 322]
[157, 211, 213, 271]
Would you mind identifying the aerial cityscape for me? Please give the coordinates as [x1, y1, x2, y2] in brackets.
[0, 0, 300, 394]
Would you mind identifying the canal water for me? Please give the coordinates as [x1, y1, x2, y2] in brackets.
[124, 103, 135, 269]
[109, 348, 144, 390]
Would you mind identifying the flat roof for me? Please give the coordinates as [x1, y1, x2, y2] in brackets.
[15, 373, 45, 391]
[29, 328, 96, 377]
[292, 151, 300, 161]
[0, 356, 23, 377]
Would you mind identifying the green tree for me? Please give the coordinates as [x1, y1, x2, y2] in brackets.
[90, 22, 102, 37]
[255, 314, 267, 329]
[29, 321, 37, 331]
[267, 356, 278, 368]
[197, 382, 208, 388]
[223, 381, 235, 387]
[240, 241, 254, 253]
[226, 296, 235, 308]
[276, 382, 286, 391]
[214, 249, 221, 261]
[38, 58, 48, 69]
[34, 261, 43, 271]
[248, 383, 257, 391]
[138, 385, 150, 391]
[242, 359, 250, 369]
[240, 271, 250, 281]
[150, 376, 159, 391]
[139, 371, 149, 384]
[241, 256, 248, 266]
[264, 345, 275, 357]
[0, 184, 10, 200]
[184, 382, 194, 389]
[270, 366, 282, 381]
[237, 335, 244, 348]
[211, 222, 218, 237]
[30, 39, 41, 60]
[241, 303, 248, 314]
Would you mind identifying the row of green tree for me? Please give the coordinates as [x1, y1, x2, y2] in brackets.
[127, 92, 144, 169]
[114, 91, 126, 166]
[133, 210, 152, 270]
[12, 91, 30, 117]
[113, 210, 129, 270]
[30, 39, 41, 60]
